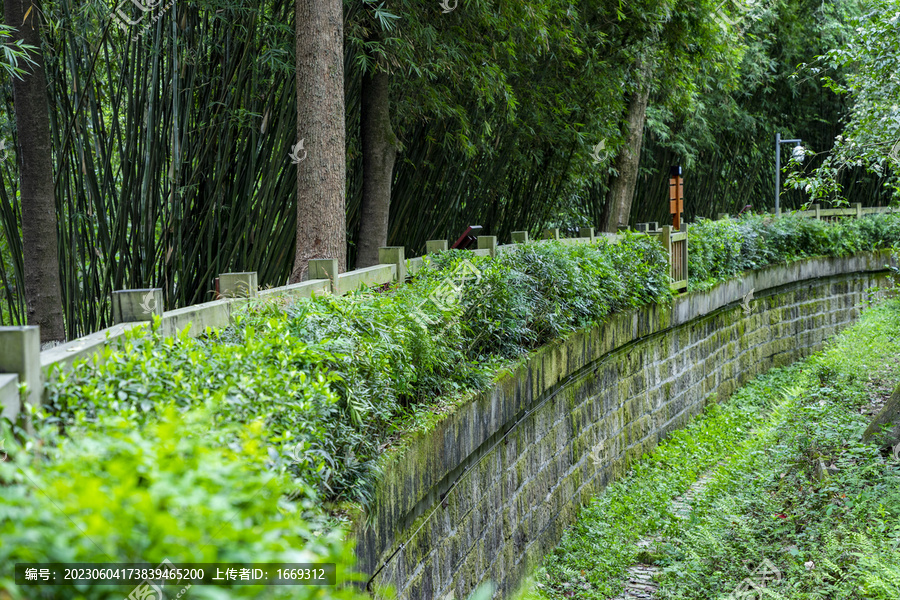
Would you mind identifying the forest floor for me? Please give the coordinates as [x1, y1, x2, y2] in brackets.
[515, 297, 900, 600]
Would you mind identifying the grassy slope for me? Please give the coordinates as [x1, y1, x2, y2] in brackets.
[519, 297, 900, 599]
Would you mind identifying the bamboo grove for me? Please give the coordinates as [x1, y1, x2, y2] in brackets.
[0, 0, 895, 336]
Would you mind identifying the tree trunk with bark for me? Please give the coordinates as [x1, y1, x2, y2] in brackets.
[863, 380, 900, 448]
[4, 0, 66, 343]
[291, 0, 347, 282]
[355, 70, 398, 269]
[601, 60, 653, 233]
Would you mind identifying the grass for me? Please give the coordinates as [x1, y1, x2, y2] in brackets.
[519, 297, 900, 599]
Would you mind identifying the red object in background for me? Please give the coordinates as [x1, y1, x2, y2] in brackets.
[451, 225, 483, 250]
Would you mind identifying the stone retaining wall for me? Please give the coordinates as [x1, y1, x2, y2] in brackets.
[353, 252, 894, 600]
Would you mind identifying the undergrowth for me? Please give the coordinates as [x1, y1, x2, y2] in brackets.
[688, 213, 900, 290]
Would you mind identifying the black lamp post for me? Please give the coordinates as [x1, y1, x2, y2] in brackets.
[775, 133, 804, 216]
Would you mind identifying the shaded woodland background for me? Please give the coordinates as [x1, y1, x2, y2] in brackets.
[0, 0, 894, 338]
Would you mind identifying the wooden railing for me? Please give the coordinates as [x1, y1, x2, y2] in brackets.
[636, 222, 689, 292]
[663, 227, 689, 291]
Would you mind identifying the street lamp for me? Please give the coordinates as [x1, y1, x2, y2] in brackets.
[775, 132, 804, 216]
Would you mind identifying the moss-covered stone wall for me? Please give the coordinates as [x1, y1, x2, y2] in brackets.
[353, 251, 893, 599]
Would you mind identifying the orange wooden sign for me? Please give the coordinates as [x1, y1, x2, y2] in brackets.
[669, 166, 684, 230]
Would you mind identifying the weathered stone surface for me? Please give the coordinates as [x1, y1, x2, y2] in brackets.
[355, 255, 891, 600]
[0, 372, 20, 422]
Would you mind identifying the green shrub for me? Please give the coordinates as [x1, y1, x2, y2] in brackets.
[43, 320, 361, 503]
[40, 236, 670, 513]
[687, 212, 900, 290]
[0, 409, 367, 600]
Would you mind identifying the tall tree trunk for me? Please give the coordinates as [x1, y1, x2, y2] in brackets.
[4, 0, 65, 343]
[291, 0, 347, 282]
[355, 70, 397, 269]
[601, 60, 652, 233]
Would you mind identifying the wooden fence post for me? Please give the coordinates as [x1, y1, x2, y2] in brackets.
[379, 246, 407, 281]
[112, 289, 164, 323]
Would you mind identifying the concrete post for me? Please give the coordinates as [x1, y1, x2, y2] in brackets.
[308, 259, 339, 283]
[218, 272, 258, 298]
[511, 231, 529, 244]
[853, 203, 863, 219]
[477, 236, 498, 258]
[717, 213, 729, 221]
[636, 223, 649, 233]
[379, 247, 407, 281]
[112, 289, 164, 323]
[0, 326, 42, 421]
[426, 240, 448, 254]
[543, 228, 560, 240]
[814, 204, 821, 220]
[579, 227, 595, 240]
[0, 373, 18, 423]
[649, 222, 659, 231]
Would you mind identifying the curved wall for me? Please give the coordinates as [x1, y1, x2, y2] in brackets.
[353, 252, 894, 599]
